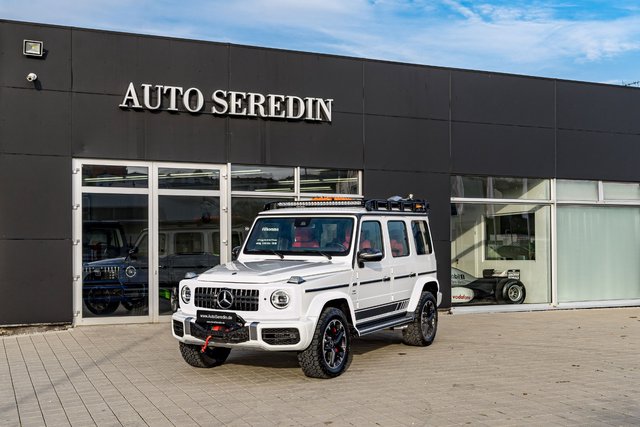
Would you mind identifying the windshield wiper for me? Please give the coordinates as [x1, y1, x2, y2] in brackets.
[269, 250, 284, 259]
[293, 250, 332, 260]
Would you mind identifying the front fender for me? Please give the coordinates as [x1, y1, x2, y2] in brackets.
[304, 290, 356, 324]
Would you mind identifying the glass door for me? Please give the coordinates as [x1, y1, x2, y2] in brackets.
[154, 164, 226, 319]
[74, 161, 152, 324]
[73, 160, 227, 324]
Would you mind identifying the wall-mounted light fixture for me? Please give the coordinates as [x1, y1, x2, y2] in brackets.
[23, 40, 44, 57]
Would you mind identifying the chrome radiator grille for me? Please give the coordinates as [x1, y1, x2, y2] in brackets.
[194, 287, 260, 311]
[83, 266, 120, 280]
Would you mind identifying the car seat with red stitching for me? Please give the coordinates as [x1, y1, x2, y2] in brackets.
[292, 228, 319, 248]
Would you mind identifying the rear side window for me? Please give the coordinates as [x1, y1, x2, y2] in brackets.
[388, 221, 409, 257]
[412, 220, 433, 255]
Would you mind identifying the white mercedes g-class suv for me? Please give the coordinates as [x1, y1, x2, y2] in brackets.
[172, 197, 441, 378]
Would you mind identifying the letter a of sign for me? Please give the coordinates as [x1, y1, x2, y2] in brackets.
[119, 82, 143, 109]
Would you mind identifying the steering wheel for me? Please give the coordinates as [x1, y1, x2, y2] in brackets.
[327, 242, 347, 251]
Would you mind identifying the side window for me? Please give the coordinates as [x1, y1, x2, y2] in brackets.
[175, 232, 204, 254]
[411, 220, 433, 255]
[359, 221, 384, 256]
[388, 221, 409, 257]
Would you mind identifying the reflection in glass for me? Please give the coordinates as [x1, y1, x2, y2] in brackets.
[244, 217, 354, 256]
[450, 203, 550, 306]
[82, 193, 149, 317]
[603, 182, 640, 201]
[451, 175, 549, 200]
[158, 196, 220, 315]
[158, 168, 220, 190]
[231, 165, 295, 192]
[557, 180, 598, 201]
[82, 165, 148, 188]
[232, 197, 290, 248]
[300, 168, 359, 194]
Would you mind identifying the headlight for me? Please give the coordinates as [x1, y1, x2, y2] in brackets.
[180, 286, 191, 304]
[270, 290, 290, 309]
[125, 266, 137, 278]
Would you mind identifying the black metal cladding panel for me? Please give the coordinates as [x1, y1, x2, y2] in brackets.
[450, 122, 555, 178]
[362, 170, 450, 242]
[0, 21, 72, 91]
[256, 112, 364, 169]
[229, 45, 363, 114]
[557, 81, 640, 134]
[72, 93, 143, 159]
[557, 129, 640, 182]
[451, 70, 555, 128]
[194, 288, 260, 312]
[0, 87, 71, 156]
[72, 92, 228, 162]
[71, 29, 229, 95]
[364, 62, 449, 120]
[434, 239, 451, 309]
[0, 154, 71, 240]
[142, 109, 227, 163]
[364, 116, 449, 173]
[0, 239, 72, 325]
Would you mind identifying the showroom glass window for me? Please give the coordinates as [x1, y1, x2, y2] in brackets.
[231, 166, 362, 250]
[557, 180, 640, 303]
[450, 175, 551, 307]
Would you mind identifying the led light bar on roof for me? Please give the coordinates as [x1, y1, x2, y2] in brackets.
[263, 198, 429, 213]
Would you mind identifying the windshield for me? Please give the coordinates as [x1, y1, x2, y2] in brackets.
[244, 216, 354, 256]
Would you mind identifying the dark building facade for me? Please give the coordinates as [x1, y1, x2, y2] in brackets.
[2, 19, 639, 327]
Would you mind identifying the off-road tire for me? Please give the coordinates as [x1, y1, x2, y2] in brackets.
[402, 291, 438, 346]
[179, 342, 231, 368]
[298, 307, 352, 378]
[83, 289, 120, 315]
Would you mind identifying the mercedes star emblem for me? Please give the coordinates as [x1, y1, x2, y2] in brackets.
[217, 289, 234, 309]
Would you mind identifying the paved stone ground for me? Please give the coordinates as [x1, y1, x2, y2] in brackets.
[1, 307, 639, 426]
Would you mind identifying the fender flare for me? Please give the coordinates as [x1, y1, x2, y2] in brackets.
[406, 275, 440, 312]
[304, 290, 356, 325]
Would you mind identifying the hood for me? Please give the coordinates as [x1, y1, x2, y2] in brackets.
[196, 259, 351, 284]
[83, 257, 127, 268]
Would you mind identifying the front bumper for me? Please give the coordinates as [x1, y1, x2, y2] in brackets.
[171, 310, 316, 351]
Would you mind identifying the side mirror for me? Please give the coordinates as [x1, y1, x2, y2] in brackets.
[231, 246, 241, 260]
[357, 248, 383, 267]
[127, 246, 139, 259]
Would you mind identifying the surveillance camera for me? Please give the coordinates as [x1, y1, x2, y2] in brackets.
[26, 72, 38, 82]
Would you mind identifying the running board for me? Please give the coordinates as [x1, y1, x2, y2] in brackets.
[356, 313, 414, 336]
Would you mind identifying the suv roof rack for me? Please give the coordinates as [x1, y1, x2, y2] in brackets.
[263, 197, 429, 213]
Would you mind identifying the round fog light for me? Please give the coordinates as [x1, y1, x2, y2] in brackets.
[270, 290, 290, 309]
[180, 286, 191, 304]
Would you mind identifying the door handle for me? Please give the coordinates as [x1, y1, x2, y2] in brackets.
[382, 276, 390, 282]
